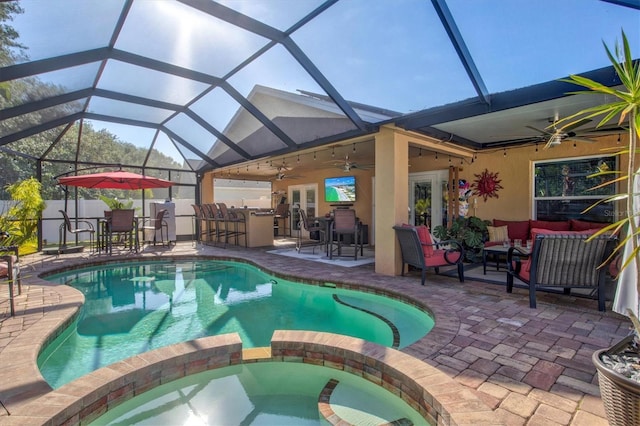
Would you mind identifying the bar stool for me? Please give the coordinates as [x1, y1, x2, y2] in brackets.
[217, 203, 247, 247]
[203, 203, 224, 246]
[273, 203, 290, 237]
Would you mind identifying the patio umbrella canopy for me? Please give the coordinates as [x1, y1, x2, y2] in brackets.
[57, 170, 174, 190]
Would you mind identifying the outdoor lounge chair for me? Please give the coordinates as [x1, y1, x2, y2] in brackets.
[329, 209, 363, 260]
[296, 209, 326, 254]
[506, 233, 617, 311]
[106, 209, 137, 254]
[59, 209, 95, 253]
[140, 209, 169, 247]
[0, 245, 20, 316]
[393, 225, 464, 285]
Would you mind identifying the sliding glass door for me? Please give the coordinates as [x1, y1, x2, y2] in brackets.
[289, 184, 318, 238]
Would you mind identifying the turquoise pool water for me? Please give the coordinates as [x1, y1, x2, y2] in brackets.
[91, 362, 430, 425]
[40, 260, 434, 388]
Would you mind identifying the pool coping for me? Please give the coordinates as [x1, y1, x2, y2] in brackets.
[0, 253, 476, 423]
[4, 331, 499, 425]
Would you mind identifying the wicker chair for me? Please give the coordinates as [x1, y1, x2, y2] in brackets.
[393, 225, 464, 285]
[506, 233, 617, 311]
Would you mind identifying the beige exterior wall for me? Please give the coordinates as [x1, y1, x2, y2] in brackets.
[409, 133, 628, 222]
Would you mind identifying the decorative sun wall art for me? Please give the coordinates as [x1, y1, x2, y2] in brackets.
[471, 168, 503, 201]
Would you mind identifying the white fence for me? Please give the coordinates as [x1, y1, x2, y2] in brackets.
[3, 192, 274, 245]
[41, 199, 196, 245]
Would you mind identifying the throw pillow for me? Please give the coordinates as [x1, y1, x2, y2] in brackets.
[493, 219, 530, 242]
[530, 220, 570, 232]
[487, 225, 509, 242]
[569, 219, 608, 232]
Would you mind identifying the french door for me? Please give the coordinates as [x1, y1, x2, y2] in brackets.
[409, 170, 448, 229]
[288, 183, 318, 238]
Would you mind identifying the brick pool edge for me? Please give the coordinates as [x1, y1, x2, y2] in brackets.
[6, 331, 499, 425]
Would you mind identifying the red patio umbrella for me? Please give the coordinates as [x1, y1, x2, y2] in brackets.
[57, 170, 174, 190]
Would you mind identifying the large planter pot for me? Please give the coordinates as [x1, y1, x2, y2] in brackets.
[593, 334, 640, 426]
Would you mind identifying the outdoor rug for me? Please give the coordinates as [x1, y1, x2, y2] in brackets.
[442, 263, 525, 287]
[444, 263, 613, 300]
[267, 246, 375, 268]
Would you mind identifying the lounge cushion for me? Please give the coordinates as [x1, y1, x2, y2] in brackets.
[530, 220, 570, 232]
[424, 249, 461, 266]
[0, 255, 17, 278]
[493, 219, 529, 243]
[487, 225, 509, 242]
[569, 219, 608, 232]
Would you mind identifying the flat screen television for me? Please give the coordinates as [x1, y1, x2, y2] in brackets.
[324, 175, 356, 202]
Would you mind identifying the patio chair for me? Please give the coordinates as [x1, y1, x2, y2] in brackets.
[393, 225, 464, 285]
[329, 209, 363, 260]
[106, 209, 137, 254]
[140, 208, 169, 247]
[296, 209, 326, 254]
[0, 245, 20, 316]
[59, 209, 95, 253]
[506, 233, 617, 311]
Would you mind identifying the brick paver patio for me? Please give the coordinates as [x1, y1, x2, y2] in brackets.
[0, 241, 632, 425]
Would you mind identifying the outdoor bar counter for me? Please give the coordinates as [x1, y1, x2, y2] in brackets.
[232, 209, 275, 248]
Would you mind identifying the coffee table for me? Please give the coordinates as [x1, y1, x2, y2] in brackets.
[483, 245, 530, 275]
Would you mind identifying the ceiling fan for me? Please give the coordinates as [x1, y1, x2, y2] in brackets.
[328, 155, 372, 172]
[526, 117, 595, 150]
[271, 166, 302, 181]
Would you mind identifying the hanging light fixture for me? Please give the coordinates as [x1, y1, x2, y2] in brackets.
[352, 143, 356, 153]
[435, 152, 438, 160]
[503, 148, 506, 157]
[313, 151, 316, 160]
[418, 148, 422, 157]
[331, 147, 335, 158]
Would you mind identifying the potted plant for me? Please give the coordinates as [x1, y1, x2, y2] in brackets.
[433, 216, 490, 262]
[99, 195, 134, 211]
[557, 30, 640, 425]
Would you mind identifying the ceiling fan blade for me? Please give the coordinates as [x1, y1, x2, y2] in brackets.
[562, 118, 592, 132]
[525, 125, 551, 135]
[566, 136, 597, 144]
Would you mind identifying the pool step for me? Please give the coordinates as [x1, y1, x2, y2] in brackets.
[318, 378, 413, 426]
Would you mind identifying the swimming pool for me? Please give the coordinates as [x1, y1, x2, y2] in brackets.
[40, 259, 434, 388]
[90, 362, 428, 425]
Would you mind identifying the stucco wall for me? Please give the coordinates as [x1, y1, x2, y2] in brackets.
[410, 133, 628, 222]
